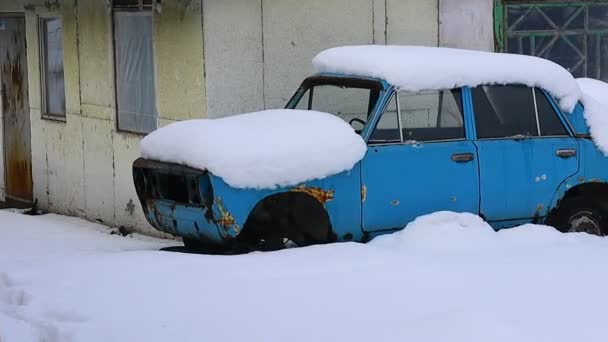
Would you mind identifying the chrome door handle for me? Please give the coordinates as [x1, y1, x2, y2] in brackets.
[451, 153, 474, 163]
[556, 149, 577, 158]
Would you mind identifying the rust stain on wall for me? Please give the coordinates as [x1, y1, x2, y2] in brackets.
[1, 17, 32, 202]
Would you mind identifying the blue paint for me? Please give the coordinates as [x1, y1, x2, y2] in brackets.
[134, 73, 608, 247]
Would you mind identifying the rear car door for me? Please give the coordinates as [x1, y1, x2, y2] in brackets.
[471, 85, 579, 223]
[361, 89, 480, 232]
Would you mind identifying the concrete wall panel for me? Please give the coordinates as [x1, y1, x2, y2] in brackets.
[44, 116, 85, 216]
[82, 116, 115, 223]
[203, 0, 264, 117]
[262, 0, 375, 109]
[112, 132, 156, 235]
[154, 0, 206, 121]
[386, 0, 438, 46]
[28, 109, 48, 208]
[439, 0, 494, 51]
[77, 0, 113, 114]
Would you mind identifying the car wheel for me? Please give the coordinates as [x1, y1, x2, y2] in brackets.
[546, 196, 608, 236]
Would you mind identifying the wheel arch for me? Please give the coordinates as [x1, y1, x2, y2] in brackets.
[238, 189, 337, 247]
[546, 180, 608, 222]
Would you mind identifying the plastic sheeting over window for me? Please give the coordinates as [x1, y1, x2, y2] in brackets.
[40, 17, 65, 117]
[113, 11, 157, 134]
[505, 2, 608, 82]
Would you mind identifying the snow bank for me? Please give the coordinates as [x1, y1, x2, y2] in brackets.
[140, 109, 367, 189]
[577, 78, 608, 155]
[313, 45, 581, 112]
[4, 210, 608, 342]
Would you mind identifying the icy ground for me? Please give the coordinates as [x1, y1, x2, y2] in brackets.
[2, 210, 608, 342]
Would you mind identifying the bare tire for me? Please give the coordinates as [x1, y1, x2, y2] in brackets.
[545, 196, 608, 236]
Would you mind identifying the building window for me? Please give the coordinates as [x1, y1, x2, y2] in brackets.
[113, 1, 157, 134]
[504, 1, 608, 82]
[39, 16, 66, 118]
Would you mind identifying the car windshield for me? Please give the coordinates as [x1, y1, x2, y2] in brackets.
[290, 77, 384, 130]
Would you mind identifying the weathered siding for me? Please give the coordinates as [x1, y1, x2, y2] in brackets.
[439, 0, 494, 51]
[204, 0, 441, 118]
[0, 0, 496, 235]
[0, 0, 205, 236]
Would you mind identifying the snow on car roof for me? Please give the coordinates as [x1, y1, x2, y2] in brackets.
[140, 109, 367, 189]
[313, 45, 582, 113]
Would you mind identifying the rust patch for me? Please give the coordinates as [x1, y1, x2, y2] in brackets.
[215, 197, 240, 233]
[1, 18, 32, 202]
[361, 185, 367, 203]
[291, 185, 335, 204]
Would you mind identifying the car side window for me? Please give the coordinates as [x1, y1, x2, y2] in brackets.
[473, 85, 539, 139]
[399, 89, 465, 142]
[369, 89, 465, 144]
[369, 95, 401, 144]
[535, 88, 569, 136]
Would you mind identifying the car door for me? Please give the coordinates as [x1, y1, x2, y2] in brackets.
[471, 85, 579, 223]
[361, 89, 480, 232]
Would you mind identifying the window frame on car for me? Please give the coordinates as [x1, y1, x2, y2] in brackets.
[367, 88, 468, 146]
[470, 84, 575, 141]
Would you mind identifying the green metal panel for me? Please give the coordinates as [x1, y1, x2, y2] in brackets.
[501, 1, 608, 81]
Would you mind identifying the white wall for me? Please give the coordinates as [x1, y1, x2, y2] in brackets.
[439, 0, 494, 51]
[204, 0, 441, 118]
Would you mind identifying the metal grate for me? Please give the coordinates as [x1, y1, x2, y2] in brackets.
[505, 1, 608, 81]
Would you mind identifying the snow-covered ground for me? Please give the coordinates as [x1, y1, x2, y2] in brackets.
[2, 210, 608, 342]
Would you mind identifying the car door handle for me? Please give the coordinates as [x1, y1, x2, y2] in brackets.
[556, 149, 577, 158]
[451, 153, 474, 163]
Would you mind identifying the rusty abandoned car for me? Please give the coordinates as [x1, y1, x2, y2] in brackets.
[133, 46, 608, 251]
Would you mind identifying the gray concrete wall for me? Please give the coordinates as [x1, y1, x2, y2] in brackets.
[203, 0, 442, 118]
[439, 0, 495, 51]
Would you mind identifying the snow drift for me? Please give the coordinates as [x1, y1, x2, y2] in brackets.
[3, 210, 608, 342]
[140, 109, 367, 189]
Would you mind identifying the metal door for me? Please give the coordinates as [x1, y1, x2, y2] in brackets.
[0, 16, 32, 203]
[361, 141, 480, 232]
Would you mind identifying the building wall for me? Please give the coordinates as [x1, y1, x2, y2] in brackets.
[203, 0, 442, 118]
[0, 0, 205, 236]
[0, 0, 496, 235]
[439, 0, 495, 51]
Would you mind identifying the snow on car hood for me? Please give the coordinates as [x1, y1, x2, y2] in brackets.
[313, 45, 582, 112]
[140, 109, 367, 189]
[577, 78, 608, 155]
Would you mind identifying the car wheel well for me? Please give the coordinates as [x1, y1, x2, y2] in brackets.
[545, 181, 608, 231]
[561, 182, 608, 204]
[238, 192, 335, 249]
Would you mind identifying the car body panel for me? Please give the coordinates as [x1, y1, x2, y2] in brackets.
[362, 140, 480, 232]
[133, 72, 608, 247]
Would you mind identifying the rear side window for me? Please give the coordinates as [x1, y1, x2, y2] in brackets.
[535, 89, 569, 136]
[473, 85, 539, 139]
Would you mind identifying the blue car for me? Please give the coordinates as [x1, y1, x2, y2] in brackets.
[133, 47, 608, 251]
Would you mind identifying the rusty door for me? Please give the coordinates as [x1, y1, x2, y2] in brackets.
[0, 16, 32, 203]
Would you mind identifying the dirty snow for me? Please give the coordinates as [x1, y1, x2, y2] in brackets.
[3, 210, 608, 341]
[313, 45, 582, 112]
[140, 109, 367, 189]
[577, 78, 608, 154]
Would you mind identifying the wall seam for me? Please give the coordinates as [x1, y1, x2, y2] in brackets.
[75, 0, 87, 213]
[437, 0, 440, 46]
[260, 0, 266, 109]
[200, 0, 208, 118]
[384, 0, 388, 44]
[372, 0, 375, 44]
